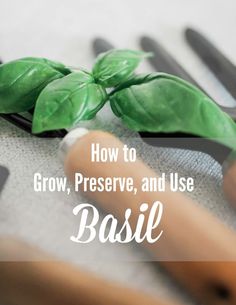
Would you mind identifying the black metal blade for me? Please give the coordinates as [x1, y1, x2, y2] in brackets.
[140, 132, 231, 165]
[185, 28, 236, 100]
[0, 113, 67, 138]
[140, 35, 236, 121]
[93, 38, 114, 57]
[0, 166, 9, 194]
[140, 36, 199, 86]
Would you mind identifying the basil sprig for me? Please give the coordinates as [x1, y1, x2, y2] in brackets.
[0, 49, 236, 151]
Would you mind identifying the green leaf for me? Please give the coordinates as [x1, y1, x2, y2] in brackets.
[32, 71, 107, 134]
[0, 57, 70, 113]
[92, 49, 151, 88]
[22, 57, 71, 75]
[110, 73, 236, 150]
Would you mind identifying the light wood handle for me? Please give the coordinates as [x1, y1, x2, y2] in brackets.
[64, 130, 236, 305]
[0, 237, 178, 305]
[223, 156, 236, 206]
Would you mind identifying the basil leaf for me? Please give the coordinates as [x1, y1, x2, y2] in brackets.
[22, 57, 71, 75]
[92, 49, 151, 88]
[32, 71, 107, 134]
[0, 57, 70, 113]
[110, 73, 236, 150]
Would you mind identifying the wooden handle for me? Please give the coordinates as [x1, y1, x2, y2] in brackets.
[64, 130, 236, 305]
[0, 237, 178, 305]
[223, 155, 236, 206]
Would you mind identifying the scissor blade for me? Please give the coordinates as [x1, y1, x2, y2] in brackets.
[140, 35, 199, 86]
[93, 38, 114, 57]
[140, 35, 236, 120]
[185, 28, 236, 100]
[0, 166, 9, 194]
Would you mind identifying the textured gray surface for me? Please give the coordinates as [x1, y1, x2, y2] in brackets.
[1, 105, 236, 304]
[0, 0, 236, 304]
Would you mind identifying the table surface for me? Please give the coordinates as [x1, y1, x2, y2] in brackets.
[0, 1, 236, 304]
